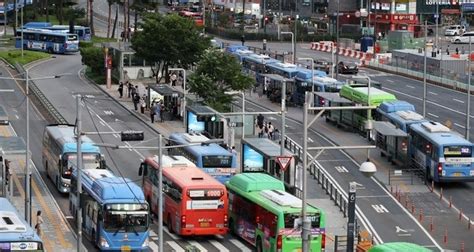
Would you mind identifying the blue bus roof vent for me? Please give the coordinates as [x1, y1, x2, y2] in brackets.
[379, 100, 415, 113]
[0, 211, 27, 233]
[395, 110, 424, 121]
[421, 121, 450, 133]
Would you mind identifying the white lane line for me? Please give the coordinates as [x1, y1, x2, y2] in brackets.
[453, 98, 465, 104]
[166, 241, 185, 252]
[149, 240, 159, 251]
[427, 113, 439, 118]
[209, 240, 230, 252]
[215, 235, 225, 239]
[387, 79, 394, 83]
[164, 226, 180, 240]
[454, 123, 466, 129]
[308, 137, 314, 143]
[229, 239, 252, 252]
[188, 241, 207, 252]
[15, 114, 19, 119]
[406, 85, 415, 89]
[428, 91, 438, 96]
[99, 120, 105, 126]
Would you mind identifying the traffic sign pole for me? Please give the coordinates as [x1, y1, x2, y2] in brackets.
[276, 156, 293, 172]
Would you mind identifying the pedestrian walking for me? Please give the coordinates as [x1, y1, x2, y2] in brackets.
[257, 113, 264, 129]
[134, 85, 140, 96]
[159, 102, 165, 122]
[273, 128, 280, 141]
[267, 122, 274, 139]
[170, 72, 177, 86]
[150, 102, 157, 123]
[154, 101, 162, 122]
[133, 94, 140, 111]
[127, 82, 133, 98]
[35, 210, 43, 237]
[140, 98, 146, 114]
[118, 82, 124, 98]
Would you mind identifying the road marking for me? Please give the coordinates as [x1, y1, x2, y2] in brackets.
[149, 241, 159, 251]
[209, 240, 229, 252]
[247, 107, 255, 112]
[308, 137, 314, 143]
[268, 116, 277, 120]
[427, 113, 439, 118]
[164, 226, 180, 240]
[229, 239, 252, 252]
[453, 98, 465, 103]
[334, 165, 348, 173]
[65, 216, 74, 219]
[371, 204, 390, 213]
[166, 241, 185, 252]
[386, 79, 394, 83]
[454, 123, 466, 129]
[104, 110, 114, 115]
[428, 91, 438, 95]
[188, 241, 207, 252]
[15, 114, 19, 119]
[395, 226, 408, 233]
[99, 121, 105, 126]
[406, 85, 415, 89]
[215, 235, 225, 239]
[113, 133, 120, 138]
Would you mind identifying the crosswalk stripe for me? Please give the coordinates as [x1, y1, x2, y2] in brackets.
[149, 230, 157, 237]
[215, 235, 225, 239]
[167, 241, 185, 252]
[229, 239, 252, 252]
[149, 240, 159, 251]
[209, 240, 229, 252]
[188, 241, 208, 252]
[164, 226, 181, 240]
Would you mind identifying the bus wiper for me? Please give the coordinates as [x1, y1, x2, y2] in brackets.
[113, 223, 125, 236]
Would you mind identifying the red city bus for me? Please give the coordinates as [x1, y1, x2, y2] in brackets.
[139, 155, 228, 236]
[178, 11, 204, 27]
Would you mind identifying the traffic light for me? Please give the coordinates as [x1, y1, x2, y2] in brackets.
[121, 131, 145, 141]
[197, 115, 217, 122]
[264, 16, 269, 24]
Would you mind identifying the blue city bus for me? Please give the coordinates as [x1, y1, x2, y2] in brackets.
[168, 132, 237, 183]
[15, 29, 79, 54]
[266, 62, 303, 79]
[45, 25, 92, 41]
[376, 101, 426, 132]
[42, 124, 106, 193]
[293, 69, 343, 106]
[23, 22, 52, 29]
[69, 169, 150, 251]
[242, 53, 280, 85]
[224, 44, 247, 53]
[409, 121, 474, 183]
[229, 48, 254, 63]
[0, 198, 44, 251]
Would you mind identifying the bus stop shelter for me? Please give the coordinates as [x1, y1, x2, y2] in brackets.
[241, 138, 301, 194]
[372, 121, 408, 167]
[186, 105, 224, 139]
[148, 84, 183, 121]
[259, 74, 294, 104]
[314, 92, 356, 130]
[0, 136, 26, 198]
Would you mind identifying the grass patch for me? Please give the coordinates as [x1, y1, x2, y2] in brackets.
[0, 35, 15, 48]
[0, 50, 50, 66]
[91, 36, 117, 44]
[85, 67, 105, 84]
[35, 15, 60, 25]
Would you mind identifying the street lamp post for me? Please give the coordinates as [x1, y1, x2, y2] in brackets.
[169, 68, 187, 127]
[280, 80, 286, 164]
[435, 0, 439, 51]
[335, 0, 340, 79]
[281, 31, 295, 63]
[467, 36, 472, 141]
[226, 91, 246, 141]
[423, 20, 428, 117]
[75, 95, 83, 252]
[0, 70, 66, 224]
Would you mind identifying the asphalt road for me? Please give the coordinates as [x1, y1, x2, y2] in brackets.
[25, 54, 253, 252]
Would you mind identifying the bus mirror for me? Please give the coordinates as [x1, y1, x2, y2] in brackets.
[100, 160, 106, 169]
[139, 163, 147, 176]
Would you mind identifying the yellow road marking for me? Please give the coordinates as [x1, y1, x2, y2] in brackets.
[31, 172, 72, 248]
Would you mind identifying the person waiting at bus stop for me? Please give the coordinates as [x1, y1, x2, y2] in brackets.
[133, 94, 140, 111]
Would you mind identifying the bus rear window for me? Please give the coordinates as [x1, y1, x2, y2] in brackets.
[284, 213, 321, 229]
[202, 155, 232, 168]
[443, 146, 472, 157]
[68, 35, 78, 41]
[85, 28, 91, 34]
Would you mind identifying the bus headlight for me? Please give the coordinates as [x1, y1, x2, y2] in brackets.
[142, 238, 149, 248]
[99, 237, 110, 248]
[62, 182, 69, 187]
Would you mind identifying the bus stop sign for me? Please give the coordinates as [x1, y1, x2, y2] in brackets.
[276, 156, 292, 172]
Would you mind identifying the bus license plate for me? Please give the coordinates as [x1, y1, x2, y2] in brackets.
[121, 245, 131, 251]
[200, 222, 210, 227]
[453, 172, 462, 177]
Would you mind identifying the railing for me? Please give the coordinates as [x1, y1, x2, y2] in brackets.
[16, 64, 68, 124]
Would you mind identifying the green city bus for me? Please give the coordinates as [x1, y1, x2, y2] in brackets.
[368, 242, 432, 252]
[329, 85, 397, 132]
[225, 173, 326, 252]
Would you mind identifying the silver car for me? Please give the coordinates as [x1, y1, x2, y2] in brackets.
[445, 25, 466, 36]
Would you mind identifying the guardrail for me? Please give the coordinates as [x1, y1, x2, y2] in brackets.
[16, 64, 68, 124]
[284, 135, 351, 218]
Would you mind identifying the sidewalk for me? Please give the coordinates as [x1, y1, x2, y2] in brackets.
[97, 81, 349, 251]
[0, 125, 76, 252]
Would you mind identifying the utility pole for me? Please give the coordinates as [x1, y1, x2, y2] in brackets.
[76, 95, 83, 252]
[158, 134, 163, 252]
[467, 36, 471, 141]
[422, 20, 427, 117]
[301, 92, 310, 252]
[25, 68, 30, 224]
[335, 0, 340, 79]
[3, 0, 7, 36]
[90, 0, 95, 36]
[280, 80, 286, 181]
[293, 0, 297, 64]
[435, 0, 439, 51]
[20, 0, 23, 57]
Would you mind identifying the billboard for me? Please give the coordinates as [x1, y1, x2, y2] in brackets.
[187, 111, 205, 133]
[242, 144, 264, 172]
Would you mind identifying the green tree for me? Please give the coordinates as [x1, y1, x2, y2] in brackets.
[80, 46, 104, 77]
[131, 13, 210, 82]
[188, 49, 254, 112]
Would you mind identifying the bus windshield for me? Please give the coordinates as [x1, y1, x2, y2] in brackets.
[67, 35, 78, 41]
[284, 213, 321, 229]
[65, 153, 101, 171]
[443, 146, 472, 158]
[103, 204, 149, 233]
[202, 155, 233, 168]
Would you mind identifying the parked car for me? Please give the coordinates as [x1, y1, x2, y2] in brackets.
[445, 25, 466, 36]
[451, 31, 474, 44]
[337, 61, 359, 74]
[313, 59, 331, 74]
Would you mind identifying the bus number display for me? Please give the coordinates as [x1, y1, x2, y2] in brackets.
[444, 146, 472, 157]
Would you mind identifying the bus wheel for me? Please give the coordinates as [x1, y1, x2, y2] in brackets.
[48, 48, 53, 54]
[256, 237, 263, 252]
[228, 218, 234, 235]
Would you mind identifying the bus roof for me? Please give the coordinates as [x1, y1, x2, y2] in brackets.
[226, 174, 320, 214]
[378, 100, 415, 114]
[382, 110, 426, 131]
[163, 165, 224, 189]
[267, 62, 302, 74]
[147, 155, 196, 168]
[339, 85, 397, 106]
[409, 122, 472, 146]
[17, 28, 74, 36]
[225, 45, 248, 53]
[295, 69, 327, 80]
[243, 53, 280, 64]
[23, 21, 52, 28]
[80, 169, 145, 204]
[0, 198, 42, 242]
[169, 133, 234, 157]
[45, 124, 99, 153]
[368, 242, 432, 252]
